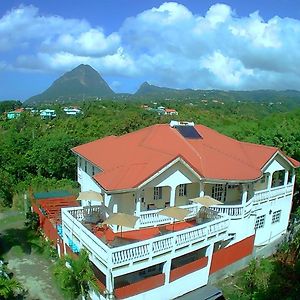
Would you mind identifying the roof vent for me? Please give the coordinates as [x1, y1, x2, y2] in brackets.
[170, 121, 202, 139]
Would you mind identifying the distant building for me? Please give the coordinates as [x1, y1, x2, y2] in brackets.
[40, 109, 56, 119]
[6, 108, 24, 119]
[63, 107, 82, 116]
[164, 108, 178, 116]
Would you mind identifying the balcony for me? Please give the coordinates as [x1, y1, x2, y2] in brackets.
[61, 206, 229, 273]
[253, 184, 294, 206]
[137, 203, 199, 227]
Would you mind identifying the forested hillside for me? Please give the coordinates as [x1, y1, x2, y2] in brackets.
[0, 100, 299, 208]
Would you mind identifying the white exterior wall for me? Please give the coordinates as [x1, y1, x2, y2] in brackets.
[254, 192, 293, 246]
[254, 155, 295, 246]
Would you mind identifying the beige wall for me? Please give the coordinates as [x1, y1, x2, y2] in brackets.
[225, 186, 242, 204]
[203, 183, 242, 204]
[175, 183, 200, 206]
[142, 186, 171, 210]
[111, 192, 135, 214]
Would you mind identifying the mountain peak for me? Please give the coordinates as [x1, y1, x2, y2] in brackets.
[25, 64, 115, 104]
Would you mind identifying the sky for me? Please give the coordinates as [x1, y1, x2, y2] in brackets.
[1, 0, 300, 100]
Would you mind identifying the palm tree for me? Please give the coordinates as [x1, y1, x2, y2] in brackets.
[0, 277, 23, 299]
[54, 249, 98, 299]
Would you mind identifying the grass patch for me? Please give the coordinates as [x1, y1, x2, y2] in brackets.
[217, 257, 300, 300]
[1, 213, 25, 226]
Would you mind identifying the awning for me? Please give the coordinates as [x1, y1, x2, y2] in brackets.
[77, 190, 103, 202]
[158, 207, 189, 221]
[103, 213, 139, 228]
[190, 195, 223, 207]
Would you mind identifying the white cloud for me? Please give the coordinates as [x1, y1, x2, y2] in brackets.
[200, 51, 253, 86]
[2, 3, 300, 91]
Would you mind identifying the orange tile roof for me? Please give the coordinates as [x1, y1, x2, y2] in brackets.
[72, 124, 300, 191]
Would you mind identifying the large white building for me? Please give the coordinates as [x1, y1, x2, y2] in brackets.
[60, 121, 299, 300]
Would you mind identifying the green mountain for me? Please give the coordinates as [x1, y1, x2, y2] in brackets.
[134, 82, 300, 106]
[25, 64, 115, 104]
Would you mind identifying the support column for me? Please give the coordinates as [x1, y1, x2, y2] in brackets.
[170, 187, 176, 207]
[135, 199, 141, 216]
[267, 173, 273, 190]
[104, 193, 111, 207]
[242, 184, 248, 205]
[135, 190, 142, 216]
[292, 173, 296, 185]
[163, 259, 172, 284]
[105, 270, 114, 299]
[284, 170, 289, 186]
[199, 182, 205, 197]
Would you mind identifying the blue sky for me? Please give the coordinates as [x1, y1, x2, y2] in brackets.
[1, 1, 300, 100]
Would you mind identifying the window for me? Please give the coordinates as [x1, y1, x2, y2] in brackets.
[154, 187, 163, 200]
[272, 210, 281, 224]
[255, 215, 265, 230]
[178, 184, 187, 196]
[79, 157, 82, 168]
[84, 160, 87, 173]
[271, 170, 285, 188]
[92, 166, 95, 176]
[212, 184, 226, 202]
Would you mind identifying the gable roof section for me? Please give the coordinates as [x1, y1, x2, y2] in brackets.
[72, 124, 300, 191]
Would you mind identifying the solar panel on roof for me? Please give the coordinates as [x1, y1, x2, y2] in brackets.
[175, 126, 202, 139]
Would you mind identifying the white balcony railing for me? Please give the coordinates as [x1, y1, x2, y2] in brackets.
[138, 203, 200, 227]
[62, 207, 229, 270]
[110, 217, 229, 267]
[210, 204, 244, 218]
[253, 184, 293, 205]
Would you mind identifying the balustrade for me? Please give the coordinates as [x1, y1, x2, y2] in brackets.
[253, 184, 293, 205]
[138, 203, 200, 227]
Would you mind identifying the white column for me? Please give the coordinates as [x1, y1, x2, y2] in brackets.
[170, 187, 176, 207]
[284, 170, 289, 186]
[135, 191, 141, 216]
[135, 200, 141, 216]
[267, 173, 273, 190]
[105, 270, 114, 299]
[163, 259, 172, 284]
[104, 193, 111, 207]
[199, 182, 205, 197]
[242, 184, 248, 205]
[292, 173, 296, 185]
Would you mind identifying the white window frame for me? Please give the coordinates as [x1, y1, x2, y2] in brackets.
[272, 210, 281, 224]
[255, 215, 266, 230]
[154, 187, 163, 200]
[178, 184, 187, 196]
